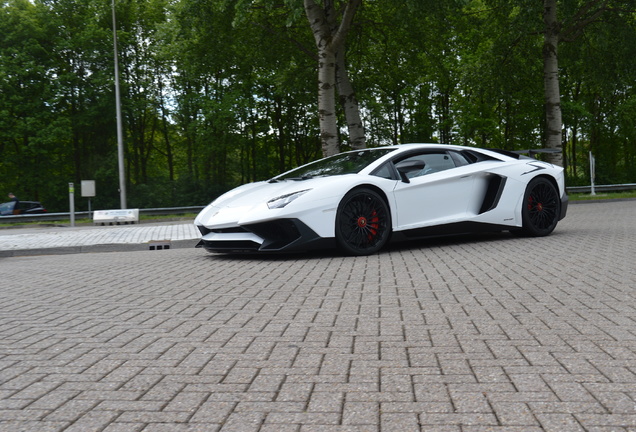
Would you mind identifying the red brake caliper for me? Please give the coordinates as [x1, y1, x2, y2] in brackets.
[367, 210, 379, 240]
[529, 196, 544, 212]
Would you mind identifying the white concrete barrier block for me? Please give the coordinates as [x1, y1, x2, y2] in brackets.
[93, 209, 139, 225]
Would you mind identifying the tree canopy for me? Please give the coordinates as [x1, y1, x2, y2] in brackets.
[1, 0, 635, 211]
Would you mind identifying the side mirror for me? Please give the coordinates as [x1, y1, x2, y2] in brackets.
[395, 160, 426, 183]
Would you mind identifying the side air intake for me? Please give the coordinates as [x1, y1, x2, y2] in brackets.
[479, 175, 507, 214]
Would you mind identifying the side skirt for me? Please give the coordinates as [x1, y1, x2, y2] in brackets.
[391, 221, 514, 242]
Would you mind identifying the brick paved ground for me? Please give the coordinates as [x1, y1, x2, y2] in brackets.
[1, 201, 635, 431]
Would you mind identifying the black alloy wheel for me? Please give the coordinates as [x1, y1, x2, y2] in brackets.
[520, 177, 561, 236]
[335, 188, 391, 255]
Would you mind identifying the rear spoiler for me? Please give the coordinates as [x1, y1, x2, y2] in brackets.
[486, 148, 561, 160]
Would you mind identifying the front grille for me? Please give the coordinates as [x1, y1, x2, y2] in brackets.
[212, 226, 250, 234]
[199, 219, 322, 253]
[202, 240, 261, 252]
[197, 225, 249, 236]
[245, 219, 302, 250]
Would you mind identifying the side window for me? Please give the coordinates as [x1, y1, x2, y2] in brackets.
[398, 151, 457, 179]
[449, 151, 472, 167]
[422, 153, 456, 173]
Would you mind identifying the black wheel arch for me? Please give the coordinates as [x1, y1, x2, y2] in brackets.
[343, 184, 393, 226]
[345, 184, 391, 210]
[519, 174, 562, 237]
[531, 174, 561, 197]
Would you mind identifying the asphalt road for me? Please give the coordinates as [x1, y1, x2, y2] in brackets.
[1, 200, 635, 431]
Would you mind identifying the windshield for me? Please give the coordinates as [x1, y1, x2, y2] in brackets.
[272, 148, 395, 181]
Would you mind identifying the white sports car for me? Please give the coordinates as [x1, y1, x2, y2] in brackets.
[195, 144, 568, 255]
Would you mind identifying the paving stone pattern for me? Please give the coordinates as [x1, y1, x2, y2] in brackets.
[1, 201, 636, 431]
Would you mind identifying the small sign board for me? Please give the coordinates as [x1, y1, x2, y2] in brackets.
[81, 180, 96, 197]
[93, 209, 139, 225]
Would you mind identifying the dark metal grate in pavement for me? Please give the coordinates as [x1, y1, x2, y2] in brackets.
[148, 241, 171, 250]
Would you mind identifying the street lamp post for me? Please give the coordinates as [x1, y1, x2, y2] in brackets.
[112, 0, 127, 209]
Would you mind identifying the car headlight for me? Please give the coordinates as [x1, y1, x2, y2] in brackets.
[267, 189, 311, 209]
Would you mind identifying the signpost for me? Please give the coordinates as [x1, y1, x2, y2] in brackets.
[589, 152, 596, 196]
[69, 183, 75, 227]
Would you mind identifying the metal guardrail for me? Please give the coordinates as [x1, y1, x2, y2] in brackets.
[566, 183, 636, 194]
[2, 183, 636, 225]
[0, 206, 205, 224]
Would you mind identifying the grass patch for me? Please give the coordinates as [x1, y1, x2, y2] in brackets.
[140, 213, 197, 221]
[569, 191, 636, 201]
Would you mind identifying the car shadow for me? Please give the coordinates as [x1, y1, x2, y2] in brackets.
[196, 230, 550, 262]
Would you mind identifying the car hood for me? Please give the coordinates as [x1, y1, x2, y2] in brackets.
[211, 180, 317, 207]
[194, 176, 354, 227]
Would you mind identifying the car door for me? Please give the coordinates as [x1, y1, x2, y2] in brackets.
[391, 150, 479, 230]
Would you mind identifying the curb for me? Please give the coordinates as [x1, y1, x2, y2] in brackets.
[0, 239, 199, 258]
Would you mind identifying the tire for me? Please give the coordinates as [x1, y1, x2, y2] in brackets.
[335, 188, 391, 255]
[520, 177, 561, 237]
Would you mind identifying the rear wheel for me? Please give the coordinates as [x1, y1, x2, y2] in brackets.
[335, 188, 391, 255]
[520, 177, 560, 236]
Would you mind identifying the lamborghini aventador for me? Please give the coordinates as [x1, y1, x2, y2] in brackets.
[194, 144, 568, 255]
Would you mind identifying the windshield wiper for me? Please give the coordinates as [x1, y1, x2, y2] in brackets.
[269, 176, 309, 183]
[282, 175, 315, 181]
[269, 174, 323, 183]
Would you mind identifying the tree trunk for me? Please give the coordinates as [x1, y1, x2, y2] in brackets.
[543, 0, 564, 166]
[158, 79, 174, 182]
[570, 81, 582, 179]
[336, 45, 365, 150]
[304, 0, 362, 157]
[317, 46, 339, 156]
[272, 96, 287, 173]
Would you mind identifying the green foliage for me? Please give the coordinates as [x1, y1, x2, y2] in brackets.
[1, 0, 634, 212]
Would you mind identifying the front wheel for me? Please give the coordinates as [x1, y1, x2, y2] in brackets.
[335, 188, 391, 255]
[520, 177, 561, 236]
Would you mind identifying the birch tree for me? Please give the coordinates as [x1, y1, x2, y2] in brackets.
[543, 0, 562, 165]
[304, 0, 363, 156]
[542, 0, 616, 166]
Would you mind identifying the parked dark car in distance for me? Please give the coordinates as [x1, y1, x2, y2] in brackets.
[0, 201, 47, 216]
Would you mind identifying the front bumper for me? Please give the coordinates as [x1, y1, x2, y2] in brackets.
[196, 218, 334, 253]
